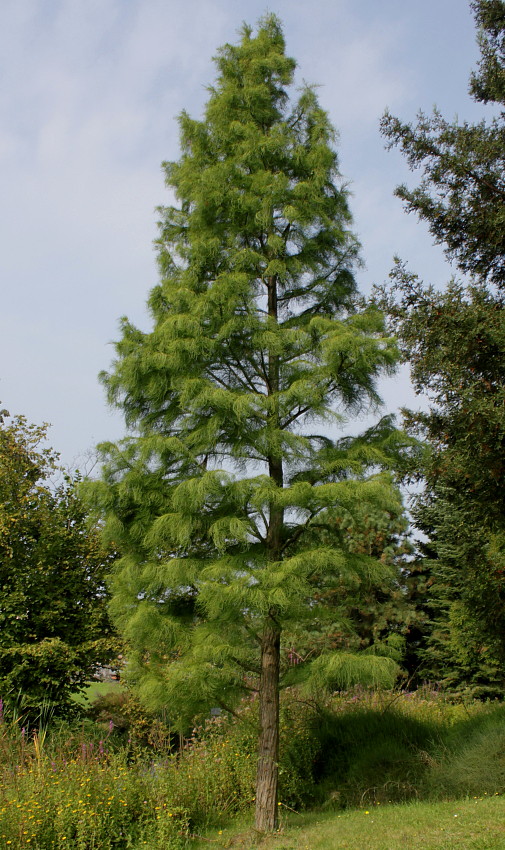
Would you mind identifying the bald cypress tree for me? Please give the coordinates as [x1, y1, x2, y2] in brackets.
[90, 17, 405, 831]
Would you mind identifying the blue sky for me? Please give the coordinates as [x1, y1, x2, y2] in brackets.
[0, 0, 487, 469]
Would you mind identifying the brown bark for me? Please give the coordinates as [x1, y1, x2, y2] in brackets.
[254, 270, 283, 832]
[255, 615, 281, 832]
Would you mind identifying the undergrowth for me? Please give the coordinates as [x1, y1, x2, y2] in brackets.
[0, 688, 503, 849]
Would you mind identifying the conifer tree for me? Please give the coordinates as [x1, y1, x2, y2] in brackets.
[89, 17, 406, 831]
[378, 0, 505, 691]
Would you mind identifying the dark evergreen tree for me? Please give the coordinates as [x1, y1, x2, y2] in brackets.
[88, 17, 408, 831]
[415, 487, 505, 697]
[381, 0, 505, 289]
[378, 0, 505, 693]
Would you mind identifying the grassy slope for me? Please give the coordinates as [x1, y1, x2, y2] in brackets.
[191, 796, 505, 850]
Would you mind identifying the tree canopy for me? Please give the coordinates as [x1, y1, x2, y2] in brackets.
[0, 409, 118, 720]
[87, 15, 410, 831]
[378, 0, 505, 694]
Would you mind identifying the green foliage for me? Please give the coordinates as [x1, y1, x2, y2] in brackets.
[2, 689, 503, 849]
[382, 275, 505, 528]
[0, 409, 118, 721]
[86, 15, 411, 830]
[418, 502, 505, 697]
[87, 13, 407, 713]
[377, 1, 505, 693]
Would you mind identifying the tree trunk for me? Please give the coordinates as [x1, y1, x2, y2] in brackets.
[255, 615, 281, 832]
[255, 270, 283, 832]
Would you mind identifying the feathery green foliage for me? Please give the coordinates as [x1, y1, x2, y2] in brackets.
[87, 16, 408, 830]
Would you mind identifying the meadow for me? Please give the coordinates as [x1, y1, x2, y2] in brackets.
[1, 688, 504, 849]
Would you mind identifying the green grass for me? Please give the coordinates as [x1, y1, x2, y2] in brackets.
[71, 679, 122, 706]
[2, 690, 504, 848]
[190, 796, 505, 849]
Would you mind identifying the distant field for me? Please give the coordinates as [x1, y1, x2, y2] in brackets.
[71, 679, 122, 706]
[192, 796, 505, 850]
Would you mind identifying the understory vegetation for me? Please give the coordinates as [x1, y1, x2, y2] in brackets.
[1, 688, 504, 848]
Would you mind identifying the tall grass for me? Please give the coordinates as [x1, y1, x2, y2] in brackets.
[306, 689, 505, 808]
[0, 704, 255, 848]
[0, 688, 503, 849]
[424, 704, 505, 799]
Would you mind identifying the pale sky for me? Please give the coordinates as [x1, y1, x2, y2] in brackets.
[0, 0, 488, 469]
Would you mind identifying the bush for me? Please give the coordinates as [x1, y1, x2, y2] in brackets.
[87, 687, 176, 752]
[0, 715, 190, 849]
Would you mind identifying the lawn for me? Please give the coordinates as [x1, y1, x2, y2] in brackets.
[71, 679, 122, 707]
[191, 796, 505, 850]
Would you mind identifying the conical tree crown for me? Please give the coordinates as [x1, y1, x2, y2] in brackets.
[91, 16, 404, 721]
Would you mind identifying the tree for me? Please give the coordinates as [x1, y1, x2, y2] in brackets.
[381, 0, 505, 289]
[412, 486, 505, 697]
[88, 17, 407, 831]
[378, 0, 505, 691]
[0, 409, 117, 720]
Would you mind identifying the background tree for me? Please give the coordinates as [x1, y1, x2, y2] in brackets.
[0, 409, 118, 720]
[378, 0, 505, 693]
[87, 17, 408, 831]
